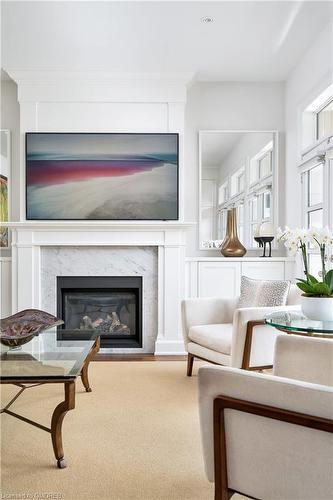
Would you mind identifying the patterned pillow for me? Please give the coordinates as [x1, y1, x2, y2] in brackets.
[238, 275, 290, 308]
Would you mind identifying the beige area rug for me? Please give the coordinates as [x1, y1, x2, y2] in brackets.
[1, 361, 248, 500]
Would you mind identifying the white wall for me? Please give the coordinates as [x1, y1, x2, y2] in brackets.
[285, 19, 333, 228]
[185, 82, 285, 256]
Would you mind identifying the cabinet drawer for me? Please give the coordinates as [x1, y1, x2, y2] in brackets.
[198, 262, 241, 297]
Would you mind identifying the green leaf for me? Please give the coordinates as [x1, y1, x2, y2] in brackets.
[297, 282, 315, 294]
[325, 269, 333, 292]
[297, 278, 311, 285]
[312, 282, 332, 296]
[307, 274, 319, 285]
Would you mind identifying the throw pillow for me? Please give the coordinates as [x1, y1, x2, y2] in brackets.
[238, 275, 290, 308]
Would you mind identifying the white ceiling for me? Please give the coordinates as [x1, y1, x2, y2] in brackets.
[2, 1, 332, 81]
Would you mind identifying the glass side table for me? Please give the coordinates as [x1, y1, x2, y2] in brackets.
[265, 311, 333, 339]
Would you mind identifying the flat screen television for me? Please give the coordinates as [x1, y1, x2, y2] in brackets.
[26, 132, 179, 220]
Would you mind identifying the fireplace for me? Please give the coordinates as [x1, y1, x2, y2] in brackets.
[57, 276, 142, 348]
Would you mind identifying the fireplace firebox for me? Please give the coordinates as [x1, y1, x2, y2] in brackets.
[57, 276, 142, 348]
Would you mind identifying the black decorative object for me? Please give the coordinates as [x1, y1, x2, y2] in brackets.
[255, 236, 274, 257]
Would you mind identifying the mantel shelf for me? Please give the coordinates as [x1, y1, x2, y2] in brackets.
[4, 221, 196, 231]
[185, 256, 294, 262]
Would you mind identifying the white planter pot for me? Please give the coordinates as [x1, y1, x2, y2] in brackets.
[301, 296, 333, 322]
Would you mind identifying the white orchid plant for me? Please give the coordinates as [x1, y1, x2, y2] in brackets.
[277, 226, 333, 297]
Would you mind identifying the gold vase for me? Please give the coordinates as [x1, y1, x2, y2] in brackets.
[220, 208, 247, 257]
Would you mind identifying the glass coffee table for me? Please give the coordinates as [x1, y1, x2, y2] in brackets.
[0, 330, 100, 468]
[265, 311, 333, 338]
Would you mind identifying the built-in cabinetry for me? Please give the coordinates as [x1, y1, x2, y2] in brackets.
[185, 257, 295, 298]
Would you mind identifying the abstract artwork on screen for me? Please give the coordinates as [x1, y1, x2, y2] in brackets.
[26, 133, 179, 220]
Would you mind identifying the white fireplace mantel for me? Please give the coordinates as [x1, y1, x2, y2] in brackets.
[8, 221, 195, 355]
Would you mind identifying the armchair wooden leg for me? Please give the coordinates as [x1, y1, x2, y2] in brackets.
[187, 353, 194, 377]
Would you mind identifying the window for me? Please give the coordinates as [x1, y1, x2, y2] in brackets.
[308, 164, 323, 206]
[249, 141, 273, 185]
[300, 85, 333, 279]
[238, 171, 245, 193]
[302, 84, 333, 152]
[302, 163, 324, 229]
[237, 203, 244, 243]
[218, 182, 228, 205]
[263, 190, 272, 220]
[217, 209, 227, 240]
[217, 140, 274, 249]
[249, 159, 258, 185]
[259, 151, 272, 179]
[317, 98, 333, 141]
[230, 167, 245, 198]
[308, 209, 323, 228]
[249, 196, 259, 245]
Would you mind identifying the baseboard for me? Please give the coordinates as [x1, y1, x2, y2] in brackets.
[94, 353, 187, 361]
[154, 339, 187, 355]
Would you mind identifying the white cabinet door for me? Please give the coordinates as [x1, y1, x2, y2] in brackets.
[0, 259, 11, 318]
[198, 262, 241, 297]
[241, 262, 285, 280]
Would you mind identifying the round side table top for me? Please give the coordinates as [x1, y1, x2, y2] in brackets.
[265, 311, 333, 338]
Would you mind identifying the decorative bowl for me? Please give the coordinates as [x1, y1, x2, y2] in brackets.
[0, 309, 64, 348]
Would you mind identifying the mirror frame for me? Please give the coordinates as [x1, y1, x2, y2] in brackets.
[198, 129, 279, 251]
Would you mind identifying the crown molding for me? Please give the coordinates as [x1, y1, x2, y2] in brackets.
[5, 70, 195, 103]
[6, 70, 195, 85]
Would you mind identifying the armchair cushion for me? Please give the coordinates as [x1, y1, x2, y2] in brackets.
[188, 342, 231, 366]
[188, 323, 233, 355]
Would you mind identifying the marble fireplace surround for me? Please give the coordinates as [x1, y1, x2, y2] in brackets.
[9, 222, 192, 355]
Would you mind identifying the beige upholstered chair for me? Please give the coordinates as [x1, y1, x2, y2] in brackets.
[273, 334, 333, 386]
[182, 285, 301, 375]
[198, 334, 333, 499]
[198, 366, 333, 499]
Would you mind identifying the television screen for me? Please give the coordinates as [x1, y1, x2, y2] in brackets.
[26, 132, 179, 220]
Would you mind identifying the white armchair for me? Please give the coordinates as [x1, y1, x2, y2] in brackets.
[182, 285, 301, 375]
[198, 365, 333, 500]
[273, 333, 333, 386]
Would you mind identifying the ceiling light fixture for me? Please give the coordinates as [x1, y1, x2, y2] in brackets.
[201, 16, 214, 24]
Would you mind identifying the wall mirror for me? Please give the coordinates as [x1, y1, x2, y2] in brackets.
[199, 130, 278, 250]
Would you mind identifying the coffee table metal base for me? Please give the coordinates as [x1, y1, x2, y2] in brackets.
[0, 337, 100, 468]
